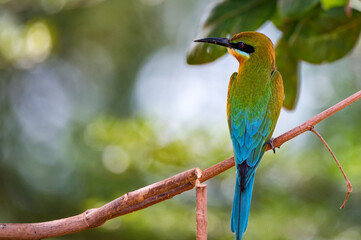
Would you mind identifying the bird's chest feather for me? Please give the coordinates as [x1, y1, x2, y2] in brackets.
[227, 73, 271, 126]
[227, 72, 273, 165]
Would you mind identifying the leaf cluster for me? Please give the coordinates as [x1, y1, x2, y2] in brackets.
[187, 0, 361, 109]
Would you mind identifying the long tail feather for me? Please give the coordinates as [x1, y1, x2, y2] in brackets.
[231, 173, 255, 240]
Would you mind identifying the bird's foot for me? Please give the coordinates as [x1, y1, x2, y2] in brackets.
[267, 138, 277, 154]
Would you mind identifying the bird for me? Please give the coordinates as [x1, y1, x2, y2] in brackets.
[194, 32, 284, 239]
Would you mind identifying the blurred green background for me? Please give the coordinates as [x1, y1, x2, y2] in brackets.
[0, 0, 361, 239]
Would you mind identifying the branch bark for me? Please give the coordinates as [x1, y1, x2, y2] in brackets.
[0, 90, 360, 240]
[196, 180, 207, 240]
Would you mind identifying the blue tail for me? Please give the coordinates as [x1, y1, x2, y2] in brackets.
[231, 173, 255, 240]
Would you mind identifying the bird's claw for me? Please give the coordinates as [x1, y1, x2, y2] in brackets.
[268, 138, 276, 154]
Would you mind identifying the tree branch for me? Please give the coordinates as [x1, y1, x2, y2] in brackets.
[266, 90, 361, 151]
[0, 90, 360, 240]
[196, 180, 207, 240]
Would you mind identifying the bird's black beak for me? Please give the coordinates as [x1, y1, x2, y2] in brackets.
[194, 37, 232, 48]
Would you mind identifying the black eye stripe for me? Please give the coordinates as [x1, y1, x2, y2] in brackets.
[230, 42, 255, 54]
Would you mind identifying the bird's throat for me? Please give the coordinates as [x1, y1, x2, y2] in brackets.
[228, 48, 248, 73]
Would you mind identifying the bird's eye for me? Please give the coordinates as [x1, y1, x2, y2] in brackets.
[238, 42, 245, 49]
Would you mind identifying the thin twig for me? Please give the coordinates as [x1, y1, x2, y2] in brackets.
[310, 128, 352, 209]
[0, 90, 360, 239]
[196, 180, 207, 240]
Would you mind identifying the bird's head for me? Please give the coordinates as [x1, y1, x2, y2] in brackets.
[195, 31, 274, 66]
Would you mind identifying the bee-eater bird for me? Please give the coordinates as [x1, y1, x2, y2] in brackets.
[194, 32, 284, 239]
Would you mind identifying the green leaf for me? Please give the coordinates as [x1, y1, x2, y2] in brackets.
[289, 8, 361, 64]
[187, 0, 276, 65]
[204, 0, 267, 27]
[278, 0, 319, 20]
[271, 7, 283, 30]
[321, 0, 349, 10]
[275, 37, 299, 110]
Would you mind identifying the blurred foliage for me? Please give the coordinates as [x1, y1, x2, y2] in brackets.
[0, 0, 361, 240]
[0, 0, 167, 115]
[186, 0, 361, 110]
